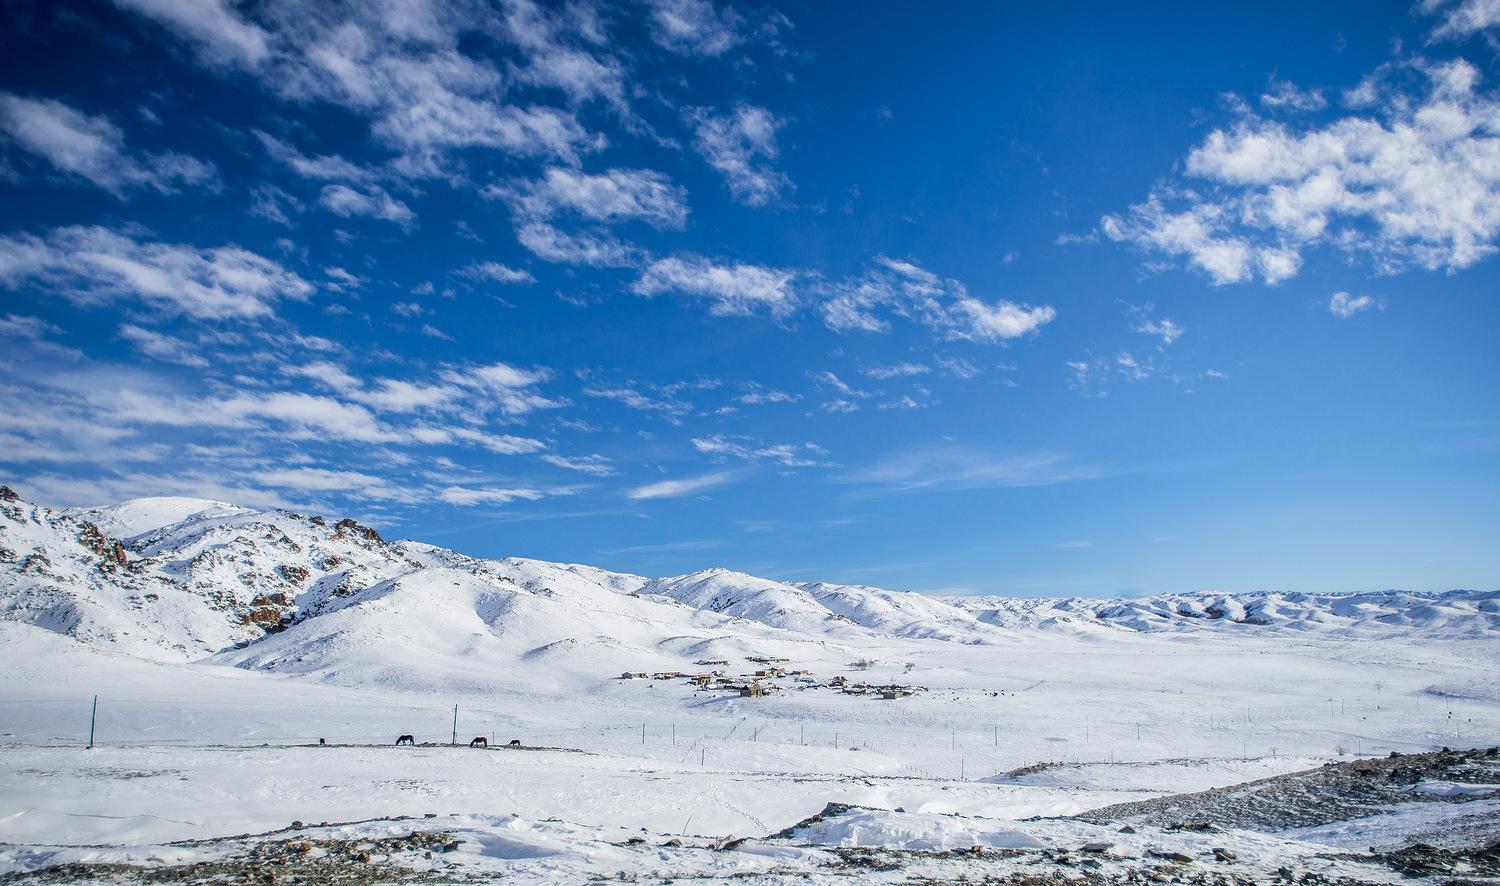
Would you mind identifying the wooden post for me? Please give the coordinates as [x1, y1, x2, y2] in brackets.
[451, 704, 457, 746]
[87, 695, 97, 750]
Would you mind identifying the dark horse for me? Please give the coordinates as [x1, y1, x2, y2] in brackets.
[469, 736, 487, 748]
[395, 734, 415, 745]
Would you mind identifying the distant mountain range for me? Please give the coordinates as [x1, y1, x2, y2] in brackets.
[2, 485, 1496, 688]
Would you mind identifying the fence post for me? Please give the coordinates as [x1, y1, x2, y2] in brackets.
[87, 694, 97, 750]
[451, 704, 457, 746]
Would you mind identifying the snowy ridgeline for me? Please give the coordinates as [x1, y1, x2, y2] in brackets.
[2, 486, 1497, 676]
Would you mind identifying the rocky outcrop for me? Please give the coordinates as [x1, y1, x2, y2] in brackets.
[334, 518, 383, 544]
[77, 521, 128, 572]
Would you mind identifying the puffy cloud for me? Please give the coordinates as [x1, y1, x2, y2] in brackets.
[0, 92, 215, 197]
[633, 255, 797, 317]
[1103, 59, 1500, 283]
[688, 104, 791, 206]
[1329, 291, 1376, 318]
[0, 226, 312, 320]
[947, 297, 1056, 342]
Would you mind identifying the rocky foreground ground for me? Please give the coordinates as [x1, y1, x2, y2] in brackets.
[3, 747, 1497, 885]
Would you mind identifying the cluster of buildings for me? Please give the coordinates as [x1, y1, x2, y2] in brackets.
[619, 657, 921, 700]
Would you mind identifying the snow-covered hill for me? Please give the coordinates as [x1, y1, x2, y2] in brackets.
[945, 589, 1500, 638]
[1, 485, 1495, 680]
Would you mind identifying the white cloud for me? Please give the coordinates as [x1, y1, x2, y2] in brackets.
[255, 130, 376, 184]
[582, 385, 686, 415]
[645, 0, 746, 56]
[626, 470, 739, 500]
[1260, 78, 1328, 112]
[117, 324, 209, 367]
[439, 485, 547, 506]
[691, 434, 827, 467]
[113, 0, 603, 173]
[516, 221, 637, 267]
[498, 167, 688, 229]
[948, 297, 1056, 342]
[111, 0, 270, 68]
[688, 104, 791, 206]
[319, 184, 415, 227]
[251, 466, 412, 501]
[458, 262, 535, 285]
[0, 313, 61, 340]
[442, 362, 563, 416]
[822, 256, 1055, 342]
[0, 226, 313, 320]
[736, 387, 800, 404]
[632, 255, 797, 317]
[1129, 305, 1186, 344]
[1103, 58, 1500, 283]
[1329, 291, 1376, 318]
[539, 453, 615, 476]
[864, 362, 931, 380]
[844, 446, 1090, 493]
[0, 92, 215, 197]
[1421, 0, 1500, 40]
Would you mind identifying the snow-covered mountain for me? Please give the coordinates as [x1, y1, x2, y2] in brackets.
[1, 486, 1495, 680]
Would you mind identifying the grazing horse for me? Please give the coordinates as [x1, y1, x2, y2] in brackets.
[469, 736, 487, 748]
[396, 734, 415, 746]
[508, 739, 522, 746]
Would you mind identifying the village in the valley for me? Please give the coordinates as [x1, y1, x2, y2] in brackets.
[620, 656, 923, 699]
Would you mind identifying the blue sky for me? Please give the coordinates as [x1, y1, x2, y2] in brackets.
[1, 0, 1497, 596]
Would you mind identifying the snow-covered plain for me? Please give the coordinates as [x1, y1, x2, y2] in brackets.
[1, 488, 1497, 882]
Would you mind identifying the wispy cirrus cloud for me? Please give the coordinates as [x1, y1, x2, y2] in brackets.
[843, 446, 1092, 493]
[626, 469, 741, 500]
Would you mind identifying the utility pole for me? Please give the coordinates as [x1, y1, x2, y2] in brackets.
[87, 695, 97, 750]
[451, 704, 458, 746]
